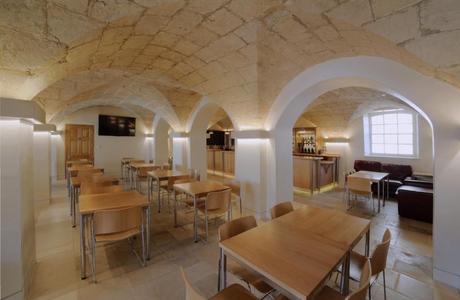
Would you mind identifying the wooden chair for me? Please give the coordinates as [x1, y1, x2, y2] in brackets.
[160, 174, 192, 212]
[223, 179, 243, 216]
[315, 259, 371, 300]
[349, 229, 391, 300]
[80, 184, 123, 195]
[90, 206, 145, 282]
[347, 177, 374, 213]
[136, 165, 161, 193]
[270, 201, 294, 219]
[197, 189, 232, 241]
[218, 216, 274, 296]
[181, 267, 257, 300]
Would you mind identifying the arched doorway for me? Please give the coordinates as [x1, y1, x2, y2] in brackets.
[186, 98, 237, 181]
[266, 56, 460, 288]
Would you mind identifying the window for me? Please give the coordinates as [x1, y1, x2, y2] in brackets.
[363, 109, 418, 158]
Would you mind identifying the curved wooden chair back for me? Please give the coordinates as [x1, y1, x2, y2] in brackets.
[129, 160, 145, 164]
[218, 216, 257, 242]
[223, 179, 241, 198]
[271, 202, 294, 219]
[371, 228, 391, 276]
[181, 267, 206, 300]
[347, 177, 372, 193]
[138, 166, 161, 177]
[206, 188, 231, 212]
[346, 259, 371, 300]
[167, 175, 192, 190]
[81, 184, 123, 195]
[93, 206, 142, 236]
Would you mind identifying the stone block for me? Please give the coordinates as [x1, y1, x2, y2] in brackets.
[326, 0, 373, 26]
[203, 8, 243, 36]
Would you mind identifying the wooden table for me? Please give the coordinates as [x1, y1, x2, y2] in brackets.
[147, 169, 188, 212]
[66, 165, 101, 197]
[173, 181, 229, 242]
[69, 175, 118, 227]
[219, 205, 371, 299]
[78, 191, 150, 280]
[348, 171, 389, 213]
[128, 162, 157, 189]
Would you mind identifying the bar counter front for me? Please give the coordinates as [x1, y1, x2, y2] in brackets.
[293, 153, 340, 194]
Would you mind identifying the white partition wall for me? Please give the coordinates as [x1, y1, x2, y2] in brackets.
[33, 125, 54, 205]
[0, 98, 45, 300]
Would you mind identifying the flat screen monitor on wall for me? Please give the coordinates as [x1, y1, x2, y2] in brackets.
[98, 114, 136, 136]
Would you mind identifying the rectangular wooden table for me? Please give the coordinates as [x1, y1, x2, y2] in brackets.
[219, 205, 371, 299]
[78, 191, 150, 280]
[147, 169, 188, 211]
[173, 181, 229, 242]
[69, 175, 118, 227]
[348, 171, 389, 213]
[128, 162, 158, 189]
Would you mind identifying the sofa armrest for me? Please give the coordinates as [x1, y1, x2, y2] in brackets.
[404, 176, 433, 189]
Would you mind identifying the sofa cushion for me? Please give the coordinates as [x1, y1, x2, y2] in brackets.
[396, 185, 433, 223]
[381, 163, 412, 181]
[396, 185, 433, 195]
[354, 160, 382, 172]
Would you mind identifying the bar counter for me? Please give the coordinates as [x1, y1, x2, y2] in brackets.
[293, 153, 339, 193]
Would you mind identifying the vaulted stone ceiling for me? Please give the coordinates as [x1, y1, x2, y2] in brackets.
[296, 87, 412, 137]
[1, 0, 459, 131]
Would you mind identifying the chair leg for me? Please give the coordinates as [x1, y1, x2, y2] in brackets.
[368, 284, 372, 300]
[205, 213, 209, 242]
[91, 217, 97, 283]
[383, 269, 387, 300]
[217, 258, 221, 291]
[239, 196, 243, 216]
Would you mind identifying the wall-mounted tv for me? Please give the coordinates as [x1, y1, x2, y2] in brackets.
[98, 114, 136, 136]
[206, 130, 225, 146]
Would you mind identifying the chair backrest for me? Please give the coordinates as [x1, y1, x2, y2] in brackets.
[189, 169, 200, 181]
[181, 267, 206, 300]
[347, 176, 372, 193]
[167, 175, 192, 189]
[80, 184, 123, 195]
[138, 165, 161, 177]
[93, 206, 142, 236]
[218, 215, 257, 242]
[223, 179, 241, 198]
[345, 259, 371, 300]
[271, 202, 294, 219]
[370, 228, 391, 276]
[77, 169, 103, 177]
[206, 188, 232, 212]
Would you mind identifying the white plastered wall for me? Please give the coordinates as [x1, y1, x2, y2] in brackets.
[52, 106, 149, 178]
[33, 132, 51, 204]
[153, 117, 171, 165]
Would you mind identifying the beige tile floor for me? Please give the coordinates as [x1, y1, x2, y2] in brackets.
[30, 180, 460, 300]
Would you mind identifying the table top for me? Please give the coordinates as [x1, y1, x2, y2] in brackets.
[148, 169, 188, 180]
[173, 181, 229, 197]
[71, 175, 119, 188]
[66, 160, 92, 166]
[129, 162, 157, 169]
[79, 191, 148, 215]
[349, 170, 389, 181]
[220, 205, 370, 300]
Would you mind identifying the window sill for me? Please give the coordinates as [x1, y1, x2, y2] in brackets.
[364, 154, 419, 160]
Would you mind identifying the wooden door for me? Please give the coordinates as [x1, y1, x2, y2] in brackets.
[65, 124, 94, 164]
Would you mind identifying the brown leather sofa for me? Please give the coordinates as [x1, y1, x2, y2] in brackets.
[396, 185, 433, 223]
[353, 160, 413, 197]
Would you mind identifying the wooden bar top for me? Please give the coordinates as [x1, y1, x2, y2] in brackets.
[173, 181, 229, 197]
[220, 205, 370, 300]
[79, 191, 148, 215]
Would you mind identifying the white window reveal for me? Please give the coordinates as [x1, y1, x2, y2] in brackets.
[363, 109, 419, 158]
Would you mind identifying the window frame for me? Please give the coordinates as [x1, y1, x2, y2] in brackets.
[363, 109, 419, 159]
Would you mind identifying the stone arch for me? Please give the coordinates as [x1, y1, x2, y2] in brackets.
[266, 55, 460, 287]
[184, 97, 237, 179]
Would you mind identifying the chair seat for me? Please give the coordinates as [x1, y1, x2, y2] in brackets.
[95, 228, 140, 242]
[314, 286, 345, 300]
[228, 260, 273, 294]
[209, 283, 258, 300]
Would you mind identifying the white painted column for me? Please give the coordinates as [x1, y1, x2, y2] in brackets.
[233, 131, 271, 219]
[33, 125, 54, 205]
[171, 133, 189, 171]
[153, 119, 170, 165]
[1, 120, 36, 300]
